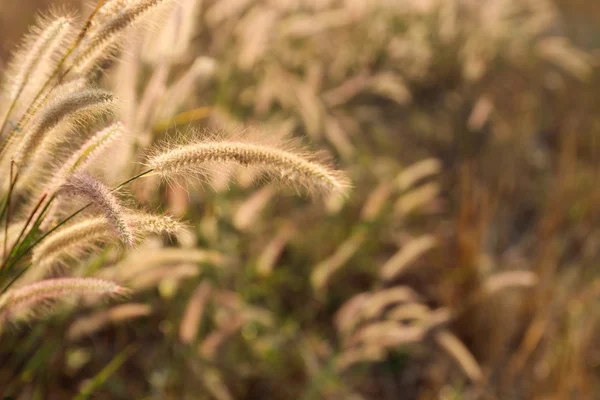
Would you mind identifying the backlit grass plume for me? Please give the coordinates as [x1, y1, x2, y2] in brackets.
[70, 0, 175, 75]
[146, 133, 350, 197]
[26, 213, 183, 283]
[0, 16, 73, 135]
[59, 172, 134, 248]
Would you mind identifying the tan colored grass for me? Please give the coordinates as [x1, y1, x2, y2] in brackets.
[70, 0, 175, 74]
[147, 134, 350, 197]
[0, 16, 72, 131]
[60, 172, 134, 248]
[14, 88, 116, 167]
[179, 281, 212, 344]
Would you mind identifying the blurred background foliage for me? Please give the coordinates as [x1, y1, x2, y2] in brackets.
[2, 0, 600, 399]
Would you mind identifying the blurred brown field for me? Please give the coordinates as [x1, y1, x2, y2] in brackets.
[0, 1, 79, 61]
[1, 0, 600, 399]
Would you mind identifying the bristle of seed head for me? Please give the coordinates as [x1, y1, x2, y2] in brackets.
[60, 172, 134, 248]
[13, 88, 115, 167]
[28, 217, 115, 282]
[49, 122, 125, 193]
[17, 121, 123, 196]
[28, 212, 183, 282]
[35, 123, 125, 229]
[126, 212, 184, 236]
[0, 16, 73, 130]
[146, 136, 351, 197]
[70, 0, 175, 75]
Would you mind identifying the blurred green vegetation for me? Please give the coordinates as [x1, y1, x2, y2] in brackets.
[2, 0, 600, 399]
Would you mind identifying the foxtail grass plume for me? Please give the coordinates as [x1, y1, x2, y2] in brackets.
[70, 0, 175, 75]
[60, 172, 134, 248]
[48, 122, 125, 192]
[146, 133, 350, 198]
[14, 89, 116, 167]
[0, 16, 73, 133]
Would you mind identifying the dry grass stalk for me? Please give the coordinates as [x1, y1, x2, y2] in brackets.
[128, 264, 199, 292]
[103, 247, 224, 283]
[335, 345, 386, 372]
[347, 321, 425, 348]
[179, 281, 212, 344]
[29, 213, 182, 282]
[198, 315, 245, 359]
[396, 158, 442, 191]
[232, 186, 276, 231]
[71, 0, 175, 75]
[379, 235, 437, 282]
[386, 303, 431, 322]
[335, 287, 422, 337]
[256, 223, 295, 276]
[0, 16, 72, 133]
[67, 302, 152, 340]
[29, 217, 117, 282]
[434, 330, 483, 383]
[394, 182, 441, 215]
[61, 122, 124, 177]
[482, 271, 539, 295]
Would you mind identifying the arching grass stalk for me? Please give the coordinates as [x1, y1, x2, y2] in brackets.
[0, 17, 72, 135]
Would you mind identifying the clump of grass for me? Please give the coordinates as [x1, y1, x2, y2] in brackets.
[0, 0, 347, 336]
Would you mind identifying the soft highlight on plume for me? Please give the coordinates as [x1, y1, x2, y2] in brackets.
[146, 133, 350, 197]
[13, 88, 116, 167]
[70, 0, 175, 74]
[59, 172, 134, 248]
[0, 16, 73, 134]
[29, 213, 183, 282]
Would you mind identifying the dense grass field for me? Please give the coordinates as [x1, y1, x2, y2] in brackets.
[0, 1, 600, 399]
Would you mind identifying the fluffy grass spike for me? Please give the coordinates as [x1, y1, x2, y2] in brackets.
[14, 88, 115, 167]
[70, 0, 174, 74]
[49, 122, 124, 192]
[0, 16, 73, 134]
[29, 212, 183, 282]
[60, 172, 134, 248]
[146, 135, 350, 197]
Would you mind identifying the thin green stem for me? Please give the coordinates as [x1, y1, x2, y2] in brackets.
[3, 162, 17, 258]
[113, 169, 154, 191]
[0, 193, 48, 273]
